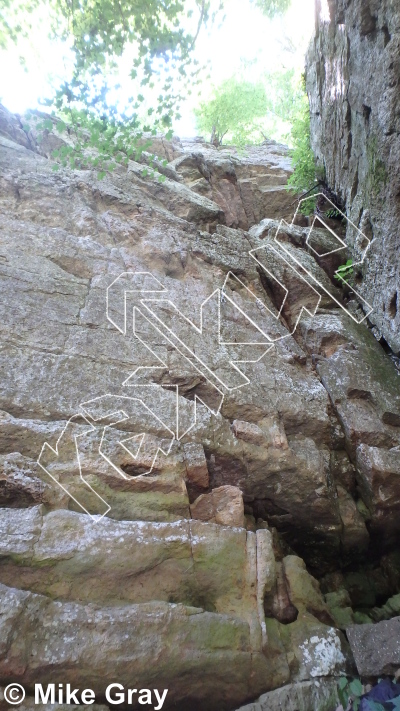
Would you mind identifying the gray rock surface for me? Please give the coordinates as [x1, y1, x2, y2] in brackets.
[306, 0, 400, 354]
[347, 617, 400, 676]
[0, 102, 399, 705]
[234, 680, 340, 711]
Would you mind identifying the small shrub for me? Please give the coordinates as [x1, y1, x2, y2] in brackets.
[334, 259, 354, 284]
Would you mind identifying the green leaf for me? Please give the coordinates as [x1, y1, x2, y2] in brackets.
[349, 679, 363, 697]
[55, 121, 66, 133]
[338, 678, 348, 691]
[97, 171, 106, 179]
[338, 688, 348, 708]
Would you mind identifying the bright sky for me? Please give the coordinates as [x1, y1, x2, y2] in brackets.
[0, 0, 315, 137]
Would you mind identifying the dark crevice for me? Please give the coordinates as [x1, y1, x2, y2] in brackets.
[382, 25, 391, 47]
[389, 291, 398, 319]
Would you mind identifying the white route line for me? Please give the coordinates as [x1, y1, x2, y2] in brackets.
[80, 394, 176, 476]
[291, 193, 374, 322]
[37, 415, 112, 522]
[38, 194, 374, 518]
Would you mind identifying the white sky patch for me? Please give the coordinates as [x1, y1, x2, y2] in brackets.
[0, 0, 315, 136]
[320, 0, 331, 23]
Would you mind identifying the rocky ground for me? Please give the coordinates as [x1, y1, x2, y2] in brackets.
[0, 101, 400, 711]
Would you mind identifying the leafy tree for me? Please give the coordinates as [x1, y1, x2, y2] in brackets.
[1, 0, 221, 176]
[0, 0, 40, 49]
[194, 69, 307, 147]
[194, 78, 268, 146]
[1, 0, 216, 115]
[253, 0, 292, 19]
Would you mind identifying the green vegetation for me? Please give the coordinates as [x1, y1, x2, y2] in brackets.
[337, 677, 400, 711]
[2, 0, 221, 176]
[1, 0, 216, 116]
[338, 677, 363, 711]
[194, 66, 320, 216]
[194, 68, 308, 147]
[287, 102, 318, 214]
[2, 0, 299, 177]
[334, 259, 354, 284]
[194, 78, 269, 146]
[253, 0, 292, 19]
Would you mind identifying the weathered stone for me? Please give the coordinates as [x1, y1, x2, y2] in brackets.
[347, 617, 400, 677]
[171, 141, 294, 230]
[190, 485, 245, 528]
[182, 442, 209, 490]
[283, 556, 334, 625]
[1, 99, 400, 706]
[0, 453, 55, 507]
[283, 617, 352, 681]
[264, 562, 299, 625]
[370, 593, 400, 623]
[356, 444, 400, 539]
[336, 485, 369, 554]
[233, 680, 340, 711]
[0, 582, 278, 711]
[0, 507, 258, 622]
[306, 0, 400, 354]
[325, 590, 355, 630]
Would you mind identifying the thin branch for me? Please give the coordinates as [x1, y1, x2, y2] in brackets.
[189, 0, 206, 50]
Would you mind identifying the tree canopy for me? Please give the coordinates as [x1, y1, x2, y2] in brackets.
[194, 78, 269, 146]
[1, 0, 297, 176]
[252, 0, 292, 19]
[1, 0, 221, 175]
[194, 69, 306, 146]
[1, 0, 218, 121]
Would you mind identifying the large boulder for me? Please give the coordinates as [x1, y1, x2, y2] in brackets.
[347, 617, 400, 676]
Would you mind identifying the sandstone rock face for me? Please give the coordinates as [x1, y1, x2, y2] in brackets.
[306, 0, 400, 354]
[190, 485, 245, 527]
[0, 103, 399, 706]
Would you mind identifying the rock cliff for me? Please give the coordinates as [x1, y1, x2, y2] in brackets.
[306, 0, 400, 355]
[0, 101, 400, 710]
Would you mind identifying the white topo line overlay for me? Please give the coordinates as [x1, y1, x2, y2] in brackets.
[38, 197, 373, 519]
